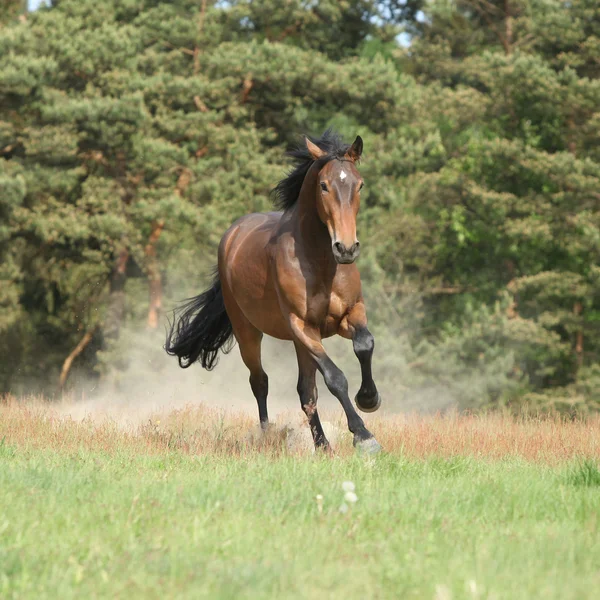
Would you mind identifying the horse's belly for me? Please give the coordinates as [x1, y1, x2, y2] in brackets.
[219, 213, 293, 340]
[235, 277, 292, 340]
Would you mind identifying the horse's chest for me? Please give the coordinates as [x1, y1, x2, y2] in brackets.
[327, 292, 348, 320]
[318, 292, 350, 337]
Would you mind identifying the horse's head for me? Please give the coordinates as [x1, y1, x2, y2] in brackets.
[306, 136, 364, 264]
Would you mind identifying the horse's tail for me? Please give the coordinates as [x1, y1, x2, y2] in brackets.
[165, 270, 234, 370]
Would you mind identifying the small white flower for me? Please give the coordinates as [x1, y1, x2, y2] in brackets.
[344, 491, 358, 504]
[339, 503, 348, 514]
[342, 481, 355, 493]
[315, 494, 323, 514]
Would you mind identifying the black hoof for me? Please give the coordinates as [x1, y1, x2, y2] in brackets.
[355, 392, 382, 413]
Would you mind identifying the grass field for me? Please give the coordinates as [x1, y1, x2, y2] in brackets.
[1, 397, 600, 599]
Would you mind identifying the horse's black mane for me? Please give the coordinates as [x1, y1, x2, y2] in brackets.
[271, 129, 351, 211]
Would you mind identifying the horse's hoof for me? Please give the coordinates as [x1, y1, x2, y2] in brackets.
[315, 443, 333, 456]
[355, 392, 382, 413]
[354, 437, 382, 455]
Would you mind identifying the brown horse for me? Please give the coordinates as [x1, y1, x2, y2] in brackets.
[166, 130, 382, 453]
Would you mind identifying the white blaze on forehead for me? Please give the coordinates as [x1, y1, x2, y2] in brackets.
[340, 170, 347, 181]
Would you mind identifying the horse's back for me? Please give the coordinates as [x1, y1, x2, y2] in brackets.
[218, 211, 281, 270]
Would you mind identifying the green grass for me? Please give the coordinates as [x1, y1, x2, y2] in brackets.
[1, 445, 599, 599]
[565, 460, 600, 488]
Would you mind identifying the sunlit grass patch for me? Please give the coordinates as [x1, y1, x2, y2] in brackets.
[1, 395, 600, 462]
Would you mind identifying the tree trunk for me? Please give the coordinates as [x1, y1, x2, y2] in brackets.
[104, 248, 129, 340]
[145, 221, 165, 329]
[504, 0, 513, 55]
[574, 301, 584, 368]
[567, 117, 577, 155]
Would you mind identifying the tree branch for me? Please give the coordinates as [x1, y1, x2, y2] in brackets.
[59, 325, 99, 389]
[241, 75, 254, 103]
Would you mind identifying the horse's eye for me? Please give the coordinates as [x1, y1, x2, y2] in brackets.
[359, 182, 364, 191]
[320, 182, 328, 192]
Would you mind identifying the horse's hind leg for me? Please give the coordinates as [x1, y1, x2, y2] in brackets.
[240, 329, 269, 429]
[227, 305, 269, 429]
[295, 344, 330, 450]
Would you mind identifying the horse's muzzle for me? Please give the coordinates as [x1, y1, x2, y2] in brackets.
[332, 241, 360, 264]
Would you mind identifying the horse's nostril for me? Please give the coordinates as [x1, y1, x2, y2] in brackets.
[352, 241, 360, 253]
[333, 241, 344, 254]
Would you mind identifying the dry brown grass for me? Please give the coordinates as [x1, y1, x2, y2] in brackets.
[1, 394, 599, 462]
[375, 411, 600, 463]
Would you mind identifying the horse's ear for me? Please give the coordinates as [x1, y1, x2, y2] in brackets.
[305, 137, 326, 160]
[348, 135, 363, 162]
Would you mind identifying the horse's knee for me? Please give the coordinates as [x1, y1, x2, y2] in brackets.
[297, 373, 317, 408]
[297, 378, 314, 399]
[353, 329, 374, 361]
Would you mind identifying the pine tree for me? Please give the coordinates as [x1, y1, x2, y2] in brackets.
[0, 0, 598, 410]
[398, 0, 600, 405]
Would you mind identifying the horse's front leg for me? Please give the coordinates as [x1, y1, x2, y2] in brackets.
[341, 303, 382, 413]
[289, 314, 381, 453]
[295, 343, 330, 451]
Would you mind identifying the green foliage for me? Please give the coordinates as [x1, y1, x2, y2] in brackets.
[0, 0, 25, 25]
[0, 0, 598, 410]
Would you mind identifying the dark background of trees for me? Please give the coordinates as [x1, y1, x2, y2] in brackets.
[1, 0, 598, 412]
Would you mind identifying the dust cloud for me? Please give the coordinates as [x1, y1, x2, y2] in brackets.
[48, 294, 463, 450]
[54, 323, 459, 433]
[51, 330, 364, 450]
